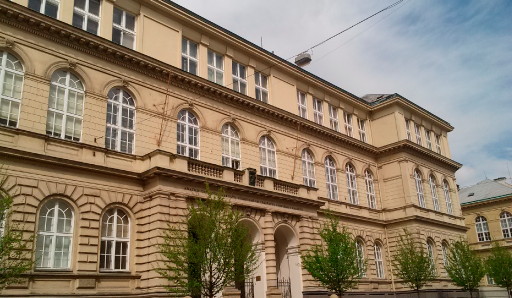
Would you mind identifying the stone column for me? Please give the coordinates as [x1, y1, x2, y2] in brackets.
[263, 211, 282, 298]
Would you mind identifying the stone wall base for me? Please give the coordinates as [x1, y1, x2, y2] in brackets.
[303, 289, 481, 298]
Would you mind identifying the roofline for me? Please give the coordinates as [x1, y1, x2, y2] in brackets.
[460, 193, 512, 206]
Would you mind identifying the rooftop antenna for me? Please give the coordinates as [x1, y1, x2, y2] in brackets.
[261, 36, 262, 48]
[483, 170, 488, 179]
[507, 163, 512, 184]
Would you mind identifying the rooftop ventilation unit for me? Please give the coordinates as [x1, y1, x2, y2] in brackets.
[295, 52, 312, 67]
[468, 193, 475, 197]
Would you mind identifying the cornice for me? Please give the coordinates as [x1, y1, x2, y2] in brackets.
[0, 1, 462, 171]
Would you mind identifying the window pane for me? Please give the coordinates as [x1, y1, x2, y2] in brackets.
[189, 42, 198, 58]
[28, 0, 42, 12]
[125, 13, 135, 31]
[189, 60, 197, 75]
[72, 13, 84, 29]
[89, 0, 101, 16]
[112, 28, 122, 45]
[74, 0, 86, 10]
[215, 54, 223, 70]
[45, 2, 59, 19]
[87, 19, 99, 35]
[207, 51, 213, 66]
[113, 8, 123, 25]
[122, 33, 135, 49]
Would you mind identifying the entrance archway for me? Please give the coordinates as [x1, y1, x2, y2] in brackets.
[238, 219, 266, 298]
[274, 224, 302, 298]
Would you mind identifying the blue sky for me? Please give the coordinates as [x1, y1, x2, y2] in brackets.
[171, 0, 512, 187]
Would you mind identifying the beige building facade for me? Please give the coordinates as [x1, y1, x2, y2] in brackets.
[459, 178, 512, 298]
[0, 1, 466, 297]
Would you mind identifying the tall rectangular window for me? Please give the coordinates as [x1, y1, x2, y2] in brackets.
[357, 119, 367, 143]
[344, 112, 353, 137]
[112, 7, 135, 49]
[232, 61, 247, 95]
[425, 130, 433, 150]
[414, 123, 422, 145]
[72, 0, 100, 35]
[28, 0, 59, 19]
[312, 98, 323, 125]
[328, 105, 339, 132]
[181, 38, 198, 76]
[297, 91, 307, 119]
[435, 134, 442, 154]
[405, 119, 412, 141]
[255, 72, 268, 103]
[207, 50, 223, 85]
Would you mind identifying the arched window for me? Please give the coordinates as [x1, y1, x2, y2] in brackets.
[429, 175, 440, 212]
[221, 124, 241, 169]
[441, 242, 449, 272]
[346, 164, 358, 205]
[35, 199, 73, 269]
[500, 212, 512, 239]
[443, 180, 453, 215]
[302, 149, 315, 187]
[356, 240, 366, 277]
[324, 157, 338, 200]
[46, 70, 84, 141]
[0, 51, 24, 128]
[100, 207, 129, 271]
[414, 170, 426, 208]
[177, 110, 199, 159]
[259, 136, 277, 178]
[365, 170, 376, 209]
[475, 216, 491, 242]
[427, 240, 436, 274]
[374, 242, 384, 278]
[105, 88, 135, 154]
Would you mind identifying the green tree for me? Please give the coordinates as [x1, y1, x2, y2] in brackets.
[301, 213, 365, 297]
[0, 180, 33, 289]
[486, 242, 512, 298]
[157, 184, 259, 298]
[445, 239, 485, 298]
[391, 229, 437, 298]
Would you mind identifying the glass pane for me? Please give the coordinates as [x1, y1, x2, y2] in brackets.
[125, 13, 135, 31]
[45, 2, 59, 19]
[113, 8, 123, 25]
[72, 13, 84, 29]
[189, 60, 197, 75]
[182, 39, 187, 54]
[239, 65, 246, 79]
[240, 82, 246, 95]
[207, 51, 213, 66]
[208, 68, 214, 82]
[232, 62, 238, 77]
[28, 0, 42, 12]
[216, 71, 223, 85]
[74, 0, 86, 10]
[215, 54, 223, 70]
[112, 28, 122, 45]
[89, 0, 100, 16]
[189, 42, 198, 58]
[122, 33, 135, 49]
[87, 19, 99, 35]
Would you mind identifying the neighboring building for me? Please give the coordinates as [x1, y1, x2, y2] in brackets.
[459, 178, 512, 298]
[0, 1, 466, 297]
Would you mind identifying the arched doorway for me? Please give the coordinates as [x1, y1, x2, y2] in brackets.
[237, 219, 266, 298]
[274, 224, 302, 298]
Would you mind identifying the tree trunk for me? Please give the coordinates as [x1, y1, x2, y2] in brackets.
[417, 288, 420, 298]
[469, 289, 473, 298]
[507, 287, 511, 298]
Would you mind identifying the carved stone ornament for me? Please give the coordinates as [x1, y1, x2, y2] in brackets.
[121, 79, 129, 87]
[188, 101, 194, 108]
[5, 39, 14, 48]
[266, 129, 272, 135]
[68, 60, 77, 69]
[230, 116, 236, 122]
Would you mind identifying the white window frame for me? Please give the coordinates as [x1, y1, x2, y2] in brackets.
[344, 112, 353, 137]
[425, 130, 433, 150]
[232, 61, 247, 95]
[325, 157, 338, 200]
[207, 50, 224, 85]
[100, 208, 130, 272]
[487, 275, 495, 285]
[356, 240, 366, 277]
[72, 0, 101, 35]
[358, 118, 367, 143]
[441, 242, 449, 273]
[177, 110, 199, 159]
[28, 0, 60, 18]
[297, 91, 308, 119]
[475, 216, 491, 242]
[405, 119, 412, 141]
[0, 51, 24, 128]
[105, 88, 136, 154]
[182, 38, 198, 76]
[365, 170, 376, 209]
[500, 212, 512, 239]
[35, 200, 73, 269]
[427, 240, 436, 273]
[443, 180, 453, 215]
[414, 123, 422, 146]
[255, 72, 269, 103]
[415, 170, 426, 208]
[259, 136, 277, 178]
[46, 70, 84, 142]
[374, 243, 385, 278]
[221, 124, 241, 170]
[435, 134, 442, 154]
[112, 7, 136, 50]
[312, 98, 323, 125]
[429, 175, 440, 212]
[346, 163, 358, 205]
[328, 105, 339, 132]
[302, 149, 316, 187]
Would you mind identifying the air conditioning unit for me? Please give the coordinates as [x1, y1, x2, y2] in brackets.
[295, 52, 312, 67]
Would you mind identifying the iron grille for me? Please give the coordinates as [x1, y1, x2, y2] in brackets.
[277, 278, 292, 298]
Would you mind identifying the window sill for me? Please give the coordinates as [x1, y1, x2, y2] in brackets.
[34, 268, 72, 272]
